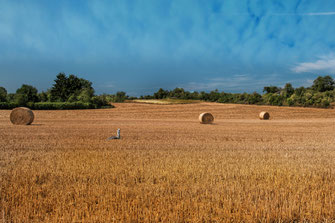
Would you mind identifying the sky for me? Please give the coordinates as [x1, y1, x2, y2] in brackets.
[1, 0, 335, 96]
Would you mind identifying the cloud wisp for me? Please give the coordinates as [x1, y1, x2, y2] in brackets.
[303, 12, 335, 16]
[226, 12, 335, 17]
[270, 12, 335, 16]
[292, 55, 335, 73]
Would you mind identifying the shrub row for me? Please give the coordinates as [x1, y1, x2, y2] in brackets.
[148, 87, 334, 108]
[0, 102, 114, 110]
[0, 102, 19, 109]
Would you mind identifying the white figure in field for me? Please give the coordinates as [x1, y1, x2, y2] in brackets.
[107, 129, 120, 140]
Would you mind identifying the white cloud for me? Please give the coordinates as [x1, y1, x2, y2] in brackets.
[304, 12, 335, 16]
[221, 12, 335, 17]
[269, 12, 335, 16]
[103, 83, 116, 88]
[292, 55, 335, 73]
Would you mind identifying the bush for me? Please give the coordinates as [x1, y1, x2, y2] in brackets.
[91, 95, 112, 108]
[113, 91, 127, 102]
[14, 94, 29, 106]
[0, 102, 19, 109]
[286, 98, 294, 106]
[30, 102, 112, 110]
[0, 87, 7, 102]
[16, 84, 38, 103]
[321, 99, 330, 108]
[30, 102, 92, 110]
[0, 102, 114, 110]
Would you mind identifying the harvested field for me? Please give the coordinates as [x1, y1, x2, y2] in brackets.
[131, 98, 200, 104]
[0, 102, 335, 222]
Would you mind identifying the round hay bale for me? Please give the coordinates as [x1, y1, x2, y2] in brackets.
[199, 112, 214, 124]
[10, 107, 34, 125]
[259, 111, 270, 120]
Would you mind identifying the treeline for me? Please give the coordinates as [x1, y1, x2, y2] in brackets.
[0, 73, 128, 109]
[1, 74, 335, 109]
[140, 75, 335, 108]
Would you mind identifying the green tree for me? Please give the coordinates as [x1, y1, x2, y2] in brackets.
[0, 86, 7, 102]
[294, 86, 306, 97]
[169, 88, 186, 99]
[67, 94, 78, 102]
[321, 98, 330, 108]
[6, 93, 15, 102]
[247, 92, 262, 104]
[114, 91, 127, 102]
[50, 73, 68, 101]
[77, 88, 94, 103]
[38, 91, 49, 102]
[262, 93, 284, 106]
[79, 78, 94, 89]
[66, 74, 83, 97]
[263, 86, 280, 94]
[283, 83, 294, 98]
[312, 75, 334, 92]
[15, 84, 38, 104]
[91, 94, 111, 108]
[154, 88, 169, 99]
[199, 91, 210, 101]
[50, 73, 94, 102]
[190, 91, 200, 100]
[14, 94, 29, 106]
[208, 89, 220, 102]
[286, 97, 294, 106]
[218, 92, 233, 103]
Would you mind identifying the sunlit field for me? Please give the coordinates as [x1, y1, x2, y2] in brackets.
[1, 102, 334, 222]
[131, 98, 201, 104]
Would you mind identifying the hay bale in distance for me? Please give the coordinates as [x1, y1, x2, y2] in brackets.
[10, 107, 34, 125]
[259, 111, 270, 120]
[199, 112, 214, 124]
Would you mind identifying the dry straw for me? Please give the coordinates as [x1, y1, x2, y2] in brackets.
[259, 111, 270, 120]
[10, 107, 34, 125]
[199, 112, 214, 124]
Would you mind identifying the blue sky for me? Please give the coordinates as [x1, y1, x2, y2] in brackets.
[1, 0, 335, 96]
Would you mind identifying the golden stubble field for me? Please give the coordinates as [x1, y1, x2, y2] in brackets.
[0, 102, 335, 222]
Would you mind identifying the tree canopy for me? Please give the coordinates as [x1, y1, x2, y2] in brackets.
[283, 83, 294, 98]
[0, 73, 112, 109]
[50, 73, 94, 102]
[263, 86, 280, 94]
[311, 75, 334, 92]
[15, 84, 38, 105]
[1, 74, 335, 109]
[0, 86, 7, 102]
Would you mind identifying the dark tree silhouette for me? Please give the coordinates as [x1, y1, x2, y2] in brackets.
[311, 75, 334, 92]
[0, 86, 7, 102]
